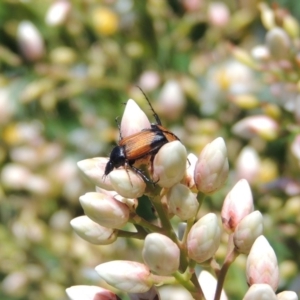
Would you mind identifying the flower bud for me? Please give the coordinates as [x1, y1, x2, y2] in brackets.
[66, 285, 120, 300]
[109, 169, 146, 199]
[166, 183, 198, 220]
[258, 3, 275, 30]
[277, 291, 298, 300]
[266, 27, 291, 60]
[45, 0, 71, 26]
[236, 146, 260, 184]
[120, 99, 151, 138]
[95, 261, 153, 293]
[187, 213, 221, 263]
[138, 70, 161, 92]
[194, 137, 229, 194]
[182, 153, 198, 191]
[79, 192, 130, 229]
[153, 141, 187, 188]
[243, 283, 277, 300]
[158, 80, 186, 120]
[198, 270, 228, 300]
[246, 235, 279, 291]
[232, 115, 278, 140]
[77, 157, 114, 191]
[208, 2, 230, 27]
[283, 15, 300, 38]
[221, 179, 254, 233]
[17, 21, 45, 61]
[142, 233, 180, 275]
[234, 211, 264, 254]
[251, 45, 270, 61]
[70, 216, 118, 245]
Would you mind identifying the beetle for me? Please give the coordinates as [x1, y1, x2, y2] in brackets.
[104, 88, 180, 183]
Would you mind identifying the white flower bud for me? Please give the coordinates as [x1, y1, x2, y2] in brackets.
[198, 270, 228, 300]
[221, 179, 254, 233]
[45, 0, 71, 26]
[70, 216, 118, 245]
[234, 211, 264, 254]
[166, 183, 198, 220]
[187, 213, 221, 263]
[233, 115, 278, 140]
[120, 99, 151, 137]
[17, 21, 44, 61]
[277, 291, 298, 300]
[246, 236, 279, 291]
[109, 169, 146, 199]
[243, 283, 277, 300]
[158, 80, 186, 120]
[142, 233, 180, 275]
[77, 158, 114, 191]
[95, 261, 153, 293]
[79, 192, 129, 229]
[236, 146, 260, 184]
[153, 141, 187, 188]
[194, 137, 229, 194]
[66, 285, 119, 300]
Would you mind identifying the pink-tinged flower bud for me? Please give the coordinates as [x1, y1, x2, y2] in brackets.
[120, 99, 151, 138]
[236, 146, 260, 184]
[208, 2, 230, 27]
[79, 192, 130, 229]
[221, 179, 254, 233]
[182, 153, 198, 191]
[243, 283, 277, 300]
[194, 137, 229, 194]
[198, 270, 228, 300]
[109, 169, 146, 199]
[234, 211, 264, 254]
[138, 71, 161, 92]
[153, 141, 187, 188]
[70, 216, 118, 245]
[45, 0, 71, 26]
[246, 235, 279, 291]
[232, 115, 279, 140]
[142, 233, 180, 275]
[166, 183, 199, 220]
[17, 21, 44, 61]
[66, 285, 120, 300]
[187, 213, 221, 263]
[95, 261, 153, 293]
[277, 291, 298, 300]
[158, 80, 186, 120]
[266, 27, 291, 60]
[77, 158, 114, 191]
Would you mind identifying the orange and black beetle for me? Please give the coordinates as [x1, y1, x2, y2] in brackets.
[104, 89, 180, 183]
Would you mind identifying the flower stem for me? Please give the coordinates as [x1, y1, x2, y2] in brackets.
[214, 234, 239, 300]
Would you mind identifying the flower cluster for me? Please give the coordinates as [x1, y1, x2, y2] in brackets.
[67, 99, 297, 300]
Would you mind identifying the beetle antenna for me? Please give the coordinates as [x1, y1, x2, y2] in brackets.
[115, 116, 123, 140]
[136, 86, 162, 125]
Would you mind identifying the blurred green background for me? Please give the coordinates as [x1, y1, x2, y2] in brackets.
[1, 0, 300, 299]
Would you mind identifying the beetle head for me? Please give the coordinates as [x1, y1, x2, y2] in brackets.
[105, 146, 126, 175]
